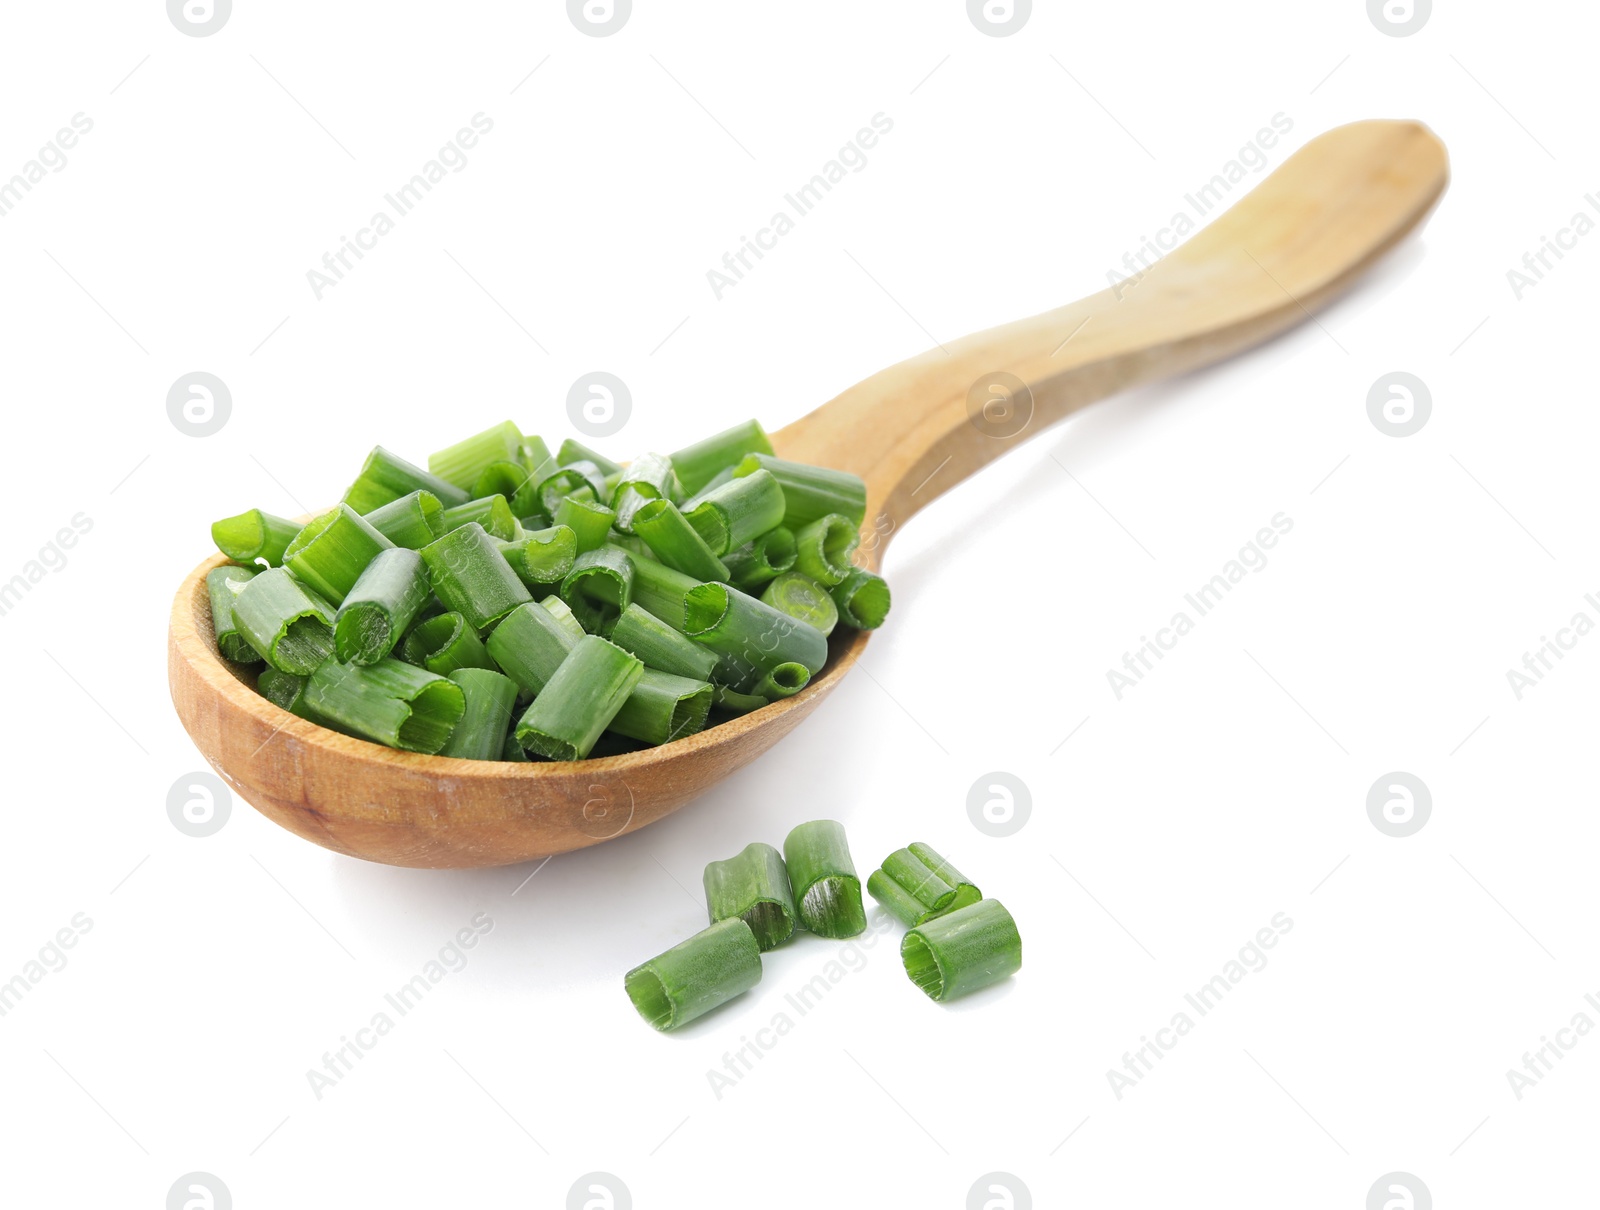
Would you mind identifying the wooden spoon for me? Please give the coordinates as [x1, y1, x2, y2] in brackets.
[168, 119, 1448, 869]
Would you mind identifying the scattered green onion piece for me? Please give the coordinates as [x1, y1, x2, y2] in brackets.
[624, 917, 762, 1032]
[537, 460, 607, 516]
[609, 603, 719, 681]
[703, 842, 798, 951]
[485, 601, 579, 696]
[440, 668, 519, 760]
[420, 522, 531, 630]
[679, 466, 738, 514]
[683, 582, 828, 693]
[557, 438, 622, 477]
[401, 611, 495, 675]
[610, 668, 714, 746]
[712, 685, 769, 716]
[754, 662, 811, 700]
[471, 461, 541, 517]
[539, 594, 588, 643]
[498, 525, 578, 589]
[761, 571, 838, 636]
[205, 565, 262, 663]
[518, 435, 553, 474]
[343, 445, 469, 513]
[625, 549, 703, 630]
[683, 469, 786, 556]
[632, 497, 729, 582]
[334, 548, 431, 665]
[513, 635, 643, 760]
[829, 567, 892, 630]
[428, 420, 524, 491]
[501, 729, 529, 761]
[784, 820, 867, 939]
[230, 566, 337, 674]
[791, 513, 859, 588]
[305, 657, 465, 755]
[211, 510, 301, 567]
[442, 494, 519, 541]
[867, 842, 982, 926]
[733, 453, 868, 529]
[257, 667, 309, 715]
[283, 505, 396, 605]
[560, 546, 635, 631]
[610, 452, 679, 530]
[901, 899, 1021, 1002]
[723, 526, 797, 591]
[670, 419, 774, 496]
[361, 490, 445, 549]
[553, 495, 617, 554]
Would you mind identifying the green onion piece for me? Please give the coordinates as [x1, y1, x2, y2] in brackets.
[712, 684, 769, 715]
[539, 594, 588, 643]
[791, 513, 860, 588]
[679, 466, 738, 514]
[901, 899, 1021, 1002]
[609, 603, 719, 681]
[723, 526, 797, 591]
[283, 504, 396, 605]
[471, 461, 541, 518]
[513, 635, 643, 760]
[537, 460, 607, 516]
[334, 548, 431, 665]
[498, 525, 578, 589]
[829, 567, 892, 630]
[205, 565, 262, 663]
[401, 611, 495, 675]
[625, 549, 703, 629]
[440, 668, 519, 760]
[442, 494, 519, 541]
[632, 497, 730, 582]
[867, 842, 982, 926]
[784, 820, 867, 939]
[754, 662, 811, 700]
[624, 917, 762, 1032]
[683, 582, 828, 693]
[343, 445, 470, 513]
[553, 494, 617, 553]
[501, 729, 529, 761]
[361, 490, 445, 549]
[703, 842, 798, 951]
[610, 452, 679, 529]
[670, 419, 774, 496]
[560, 546, 634, 631]
[428, 420, 524, 490]
[485, 601, 579, 696]
[683, 468, 786, 556]
[305, 657, 466, 754]
[211, 510, 301, 566]
[231, 566, 337, 674]
[518, 435, 553, 473]
[761, 571, 838, 637]
[257, 666, 308, 714]
[733, 452, 868, 529]
[420, 522, 531, 630]
[557, 438, 622, 477]
[611, 668, 713, 745]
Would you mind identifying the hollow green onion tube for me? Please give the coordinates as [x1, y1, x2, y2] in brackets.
[754, 662, 811, 701]
[711, 685, 769, 716]
[610, 452, 678, 529]
[536, 460, 607, 516]
[205, 565, 262, 663]
[829, 567, 892, 630]
[683, 583, 828, 693]
[608, 603, 719, 681]
[733, 453, 868, 529]
[518, 434, 553, 474]
[485, 602, 579, 696]
[305, 657, 465, 754]
[513, 635, 643, 760]
[420, 522, 531, 630]
[557, 437, 622, 477]
[553, 495, 617, 554]
[679, 467, 737, 514]
[684, 468, 786, 556]
[791, 513, 860, 588]
[343, 445, 470, 513]
[361, 490, 445, 549]
[231, 566, 337, 675]
[283, 505, 396, 605]
[626, 550, 703, 629]
[632, 498, 729, 582]
[439, 668, 519, 760]
[427, 420, 524, 491]
[401, 611, 495, 675]
[761, 571, 838, 637]
[334, 548, 431, 666]
[539, 595, 587, 643]
[703, 842, 798, 951]
[442, 494, 519, 541]
[901, 899, 1021, 1002]
[624, 917, 762, 1032]
[670, 419, 774, 496]
[723, 526, 797, 591]
[784, 820, 867, 939]
[867, 843, 982, 926]
[560, 546, 634, 631]
[501, 730, 529, 761]
[610, 668, 714, 746]
[257, 667, 311, 716]
[471, 461, 540, 518]
[211, 509, 301, 566]
[497, 525, 578, 589]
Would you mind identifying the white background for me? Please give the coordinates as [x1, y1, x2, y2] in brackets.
[0, 1, 1593, 1206]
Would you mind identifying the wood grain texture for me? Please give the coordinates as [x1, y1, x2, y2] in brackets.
[167, 119, 1447, 869]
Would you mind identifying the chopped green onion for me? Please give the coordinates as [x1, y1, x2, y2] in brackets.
[401, 611, 495, 675]
[754, 662, 811, 700]
[518, 434, 553, 473]
[723, 526, 797, 591]
[608, 603, 719, 681]
[553, 495, 617, 553]
[560, 546, 634, 631]
[683, 582, 828, 693]
[867, 843, 982, 926]
[442, 494, 519, 541]
[702, 842, 797, 951]
[829, 567, 892, 630]
[439, 668, 519, 760]
[679, 466, 738, 513]
[361, 490, 445, 549]
[625, 917, 762, 1032]
[670, 419, 774, 496]
[257, 666, 311, 716]
[497, 525, 578, 589]
[557, 438, 622, 477]
[539, 594, 588, 643]
[783, 820, 867, 939]
[471, 461, 540, 517]
[901, 899, 1021, 1002]
[283, 504, 396, 605]
[211, 510, 301, 566]
[761, 571, 838, 636]
[791, 513, 859, 587]
[231, 566, 337, 674]
[305, 658, 465, 755]
[513, 635, 643, 760]
[343, 445, 470, 514]
[420, 522, 531, 630]
[610, 452, 679, 528]
[625, 549, 702, 630]
[711, 685, 769, 715]
[501, 729, 529, 761]
[334, 548, 431, 666]
[632, 497, 729, 582]
[611, 668, 713, 745]
[683, 468, 786, 556]
[733, 453, 867, 529]
[205, 565, 262, 663]
[428, 420, 524, 491]
[537, 460, 607, 516]
[485, 601, 579, 696]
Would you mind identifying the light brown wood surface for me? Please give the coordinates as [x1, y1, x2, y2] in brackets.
[167, 119, 1449, 868]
